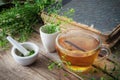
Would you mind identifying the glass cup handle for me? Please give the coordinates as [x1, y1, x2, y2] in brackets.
[97, 44, 111, 61]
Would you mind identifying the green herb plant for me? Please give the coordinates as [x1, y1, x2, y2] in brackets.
[48, 61, 62, 70]
[0, 0, 56, 49]
[28, 50, 35, 56]
[48, 60, 72, 71]
[42, 23, 60, 34]
[42, 7, 75, 34]
[17, 49, 35, 57]
[42, 0, 75, 34]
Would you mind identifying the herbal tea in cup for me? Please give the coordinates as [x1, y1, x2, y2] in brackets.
[56, 29, 110, 72]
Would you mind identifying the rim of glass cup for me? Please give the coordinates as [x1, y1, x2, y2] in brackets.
[56, 29, 102, 56]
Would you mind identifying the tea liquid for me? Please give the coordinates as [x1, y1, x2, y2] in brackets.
[57, 31, 100, 72]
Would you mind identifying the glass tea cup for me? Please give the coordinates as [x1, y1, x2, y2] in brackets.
[55, 29, 111, 72]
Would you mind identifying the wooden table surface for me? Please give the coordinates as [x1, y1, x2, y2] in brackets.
[0, 24, 120, 80]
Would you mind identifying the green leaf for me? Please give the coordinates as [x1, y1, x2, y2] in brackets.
[48, 62, 55, 70]
[28, 50, 35, 56]
[100, 77, 105, 80]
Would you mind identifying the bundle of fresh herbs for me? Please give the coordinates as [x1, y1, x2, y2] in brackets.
[0, 0, 56, 49]
[41, 23, 60, 34]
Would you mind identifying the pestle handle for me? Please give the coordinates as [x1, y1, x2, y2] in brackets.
[7, 36, 29, 56]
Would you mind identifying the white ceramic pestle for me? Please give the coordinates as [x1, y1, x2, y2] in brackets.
[7, 36, 29, 56]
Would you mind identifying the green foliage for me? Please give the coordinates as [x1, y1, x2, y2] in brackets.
[48, 62, 56, 70]
[16, 49, 35, 57]
[0, 0, 55, 48]
[41, 23, 60, 34]
[62, 8, 75, 18]
[48, 61, 62, 70]
[100, 77, 105, 80]
[64, 73, 68, 77]
[28, 50, 35, 56]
